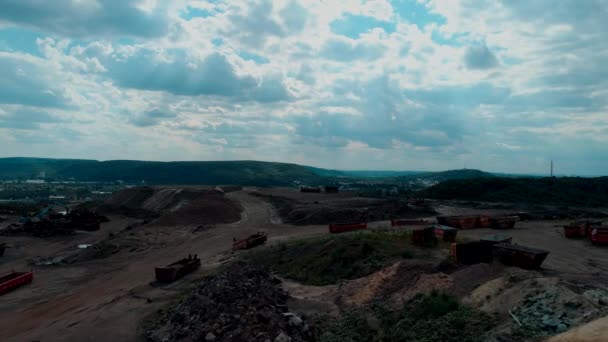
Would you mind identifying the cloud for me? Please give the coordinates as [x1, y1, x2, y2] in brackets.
[129, 107, 177, 127]
[0, 108, 64, 129]
[0, 53, 70, 108]
[0, 0, 172, 38]
[464, 43, 498, 69]
[101, 50, 290, 102]
[321, 38, 385, 61]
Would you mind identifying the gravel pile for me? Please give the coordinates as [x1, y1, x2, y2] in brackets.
[147, 261, 312, 342]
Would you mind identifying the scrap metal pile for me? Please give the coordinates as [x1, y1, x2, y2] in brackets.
[147, 261, 312, 342]
[1, 209, 109, 237]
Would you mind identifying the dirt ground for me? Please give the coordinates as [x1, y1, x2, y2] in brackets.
[1, 187, 608, 341]
[252, 187, 436, 225]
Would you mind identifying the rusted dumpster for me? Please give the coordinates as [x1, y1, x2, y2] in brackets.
[489, 215, 519, 229]
[391, 218, 428, 227]
[436, 215, 479, 229]
[477, 215, 492, 228]
[328, 223, 367, 234]
[492, 243, 549, 270]
[450, 241, 493, 264]
[411, 227, 437, 246]
[480, 234, 512, 245]
[564, 223, 587, 238]
[0, 271, 33, 295]
[433, 225, 458, 242]
[589, 227, 608, 245]
[232, 232, 268, 250]
[155, 255, 201, 283]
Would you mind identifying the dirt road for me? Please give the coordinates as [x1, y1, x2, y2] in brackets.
[0, 190, 325, 342]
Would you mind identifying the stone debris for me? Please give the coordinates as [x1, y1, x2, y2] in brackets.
[147, 261, 312, 342]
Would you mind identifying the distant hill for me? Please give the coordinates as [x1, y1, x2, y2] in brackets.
[0, 158, 326, 186]
[397, 169, 495, 182]
[418, 176, 608, 207]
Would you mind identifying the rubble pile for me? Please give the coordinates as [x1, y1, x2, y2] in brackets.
[1, 209, 109, 237]
[512, 287, 608, 334]
[147, 261, 313, 342]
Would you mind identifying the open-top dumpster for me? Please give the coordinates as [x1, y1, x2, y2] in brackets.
[450, 241, 494, 264]
[155, 255, 201, 283]
[489, 216, 519, 229]
[411, 226, 437, 246]
[433, 225, 458, 242]
[492, 243, 549, 269]
[232, 232, 268, 250]
[328, 223, 367, 234]
[391, 218, 428, 227]
[589, 227, 608, 245]
[436, 215, 479, 229]
[480, 234, 512, 245]
[0, 271, 33, 295]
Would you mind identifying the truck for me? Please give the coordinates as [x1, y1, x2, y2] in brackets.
[232, 232, 268, 250]
[155, 255, 201, 283]
[0, 271, 33, 295]
[328, 223, 367, 234]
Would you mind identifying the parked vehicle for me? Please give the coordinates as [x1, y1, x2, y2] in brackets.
[492, 243, 549, 270]
[0, 271, 33, 295]
[155, 255, 201, 283]
[232, 232, 268, 250]
[328, 223, 367, 234]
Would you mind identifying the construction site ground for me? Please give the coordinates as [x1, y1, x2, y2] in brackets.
[0, 187, 607, 341]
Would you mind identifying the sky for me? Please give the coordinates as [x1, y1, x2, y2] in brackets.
[0, 0, 607, 175]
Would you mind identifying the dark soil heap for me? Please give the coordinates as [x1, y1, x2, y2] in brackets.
[147, 261, 312, 342]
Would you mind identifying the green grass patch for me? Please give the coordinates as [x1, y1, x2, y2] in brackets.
[252, 230, 421, 285]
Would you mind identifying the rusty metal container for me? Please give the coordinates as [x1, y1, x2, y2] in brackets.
[433, 225, 458, 242]
[411, 227, 437, 246]
[155, 256, 201, 283]
[232, 232, 268, 250]
[489, 216, 519, 229]
[589, 227, 608, 245]
[0, 271, 33, 295]
[436, 215, 479, 229]
[450, 241, 494, 265]
[492, 243, 549, 270]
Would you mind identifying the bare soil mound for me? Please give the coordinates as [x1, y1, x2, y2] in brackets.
[255, 193, 436, 225]
[340, 261, 504, 307]
[147, 261, 313, 342]
[96, 187, 242, 225]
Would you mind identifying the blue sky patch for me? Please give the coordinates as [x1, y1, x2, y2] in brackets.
[238, 50, 269, 64]
[0, 27, 43, 56]
[330, 14, 396, 38]
[393, 0, 446, 29]
[181, 6, 212, 20]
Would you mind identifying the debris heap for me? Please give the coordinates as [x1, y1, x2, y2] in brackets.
[147, 261, 312, 342]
